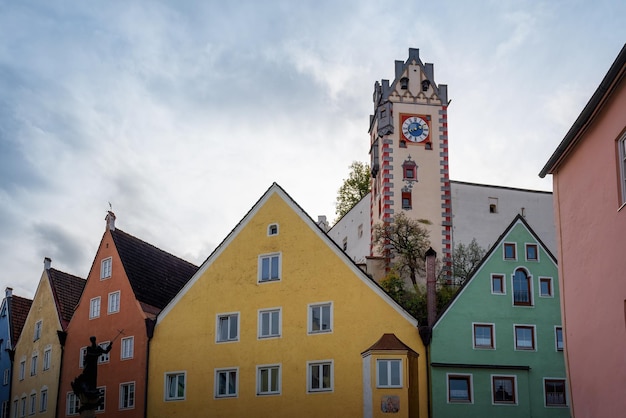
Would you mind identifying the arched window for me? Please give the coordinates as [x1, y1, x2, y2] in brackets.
[513, 269, 531, 306]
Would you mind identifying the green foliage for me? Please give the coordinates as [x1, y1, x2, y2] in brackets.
[373, 212, 432, 286]
[452, 238, 486, 285]
[335, 161, 371, 221]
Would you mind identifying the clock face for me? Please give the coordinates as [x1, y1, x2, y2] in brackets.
[401, 116, 429, 143]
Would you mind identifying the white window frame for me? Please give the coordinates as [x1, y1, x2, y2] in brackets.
[539, 277, 554, 298]
[108, 291, 120, 314]
[215, 368, 239, 398]
[308, 302, 333, 334]
[257, 364, 281, 396]
[472, 323, 496, 349]
[89, 297, 101, 319]
[491, 274, 506, 295]
[555, 326, 564, 351]
[307, 360, 334, 393]
[98, 342, 111, 364]
[618, 133, 626, 206]
[33, 320, 42, 341]
[514, 324, 537, 351]
[79, 347, 87, 369]
[267, 223, 279, 236]
[30, 353, 37, 376]
[121, 336, 134, 360]
[43, 347, 51, 371]
[18, 360, 25, 380]
[95, 387, 105, 412]
[66, 392, 79, 415]
[447, 373, 473, 403]
[100, 257, 112, 279]
[376, 359, 402, 388]
[258, 308, 281, 339]
[119, 382, 135, 410]
[544, 377, 568, 407]
[19, 396, 25, 418]
[28, 393, 35, 416]
[216, 312, 240, 343]
[39, 389, 47, 413]
[164, 372, 186, 401]
[258, 253, 281, 283]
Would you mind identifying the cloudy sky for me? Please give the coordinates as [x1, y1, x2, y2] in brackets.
[1, 0, 624, 298]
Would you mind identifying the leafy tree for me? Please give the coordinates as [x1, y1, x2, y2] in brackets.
[452, 238, 486, 285]
[373, 212, 432, 286]
[335, 161, 371, 221]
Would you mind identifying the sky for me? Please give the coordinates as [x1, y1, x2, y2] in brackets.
[1, 0, 624, 298]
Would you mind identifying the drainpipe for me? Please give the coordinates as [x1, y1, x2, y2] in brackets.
[144, 318, 156, 418]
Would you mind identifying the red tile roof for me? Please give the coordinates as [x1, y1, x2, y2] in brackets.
[111, 229, 198, 311]
[362, 333, 417, 355]
[48, 268, 86, 329]
[10, 295, 33, 346]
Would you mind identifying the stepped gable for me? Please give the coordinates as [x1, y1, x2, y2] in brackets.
[48, 269, 86, 329]
[111, 228, 198, 311]
[10, 295, 33, 345]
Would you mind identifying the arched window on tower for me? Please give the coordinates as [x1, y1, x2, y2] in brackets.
[513, 268, 532, 306]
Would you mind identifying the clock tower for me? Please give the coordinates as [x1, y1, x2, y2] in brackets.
[369, 48, 451, 278]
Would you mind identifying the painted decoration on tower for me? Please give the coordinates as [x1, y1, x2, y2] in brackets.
[400, 114, 430, 144]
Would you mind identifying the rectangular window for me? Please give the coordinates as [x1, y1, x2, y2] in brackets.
[401, 191, 412, 209]
[95, 387, 105, 412]
[1, 401, 8, 418]
[257, 365, 280, 395]
[66, 393, 79, 415]
[267, 224, 279, 236]
[121, 336, 134, 360]
[100, 257, 112, 279]
[30, 354, 37, 376]
[540, 278, 553, 297]
[79, 347, 87, 369]
[12, 400, 17, 418]
[448, 374, 472, 403]
[108, 291, 120, 314]
[503, 243, 516, 260]
[216, 313, 239, 342]
[545, 379, 567, 406]
[309, 303, 332, 334]
[258, 309, 281, 339]
[165, 372, 186, 401]
[89, 297, 101, 319]
[492, 375, 516, 404]
[618, 134, 626, 205]
[98, 342, 111, 364]
[28, 394, 35, 415]
[489, 197, 498, 213]
[215, 369, 238, 398]
[120, 382, 135, 409]
[377, 359, 402, 388]
[39, 390, 47, 413]
[473, 323, 495, 349]
[514, 325, 536, 350]
[308, 361, 333, 392]
[259, 253, 281, 282]
[525, 244, 538, 261]
[19, 361, 25, 380]
[43, 348, 51, 371]
[19, 397, 25, 418]
[491, 274, 505, 294]
[34, 321, 42, 341]
[555, 327, 564, 351]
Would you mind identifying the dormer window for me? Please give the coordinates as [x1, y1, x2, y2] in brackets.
[268, 224, 279, 236]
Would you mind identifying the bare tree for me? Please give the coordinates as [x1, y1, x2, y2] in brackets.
[452, 238, 486, 285]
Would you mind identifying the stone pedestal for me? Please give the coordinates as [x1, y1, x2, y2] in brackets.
[80, 409, 96, 418]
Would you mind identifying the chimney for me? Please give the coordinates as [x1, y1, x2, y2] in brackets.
[317, 216, 329, 232]
[425, 247, 437, 327]
[44, 257, 51, 270]
[5, 287, 12, 298]
[105, 211, 116, 231]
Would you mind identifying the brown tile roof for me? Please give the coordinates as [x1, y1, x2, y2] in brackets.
[48, 268, 86, 329]
[10, 295, 33, 346]
[362, 333, 417, 355]
[111, 229, 198, 311]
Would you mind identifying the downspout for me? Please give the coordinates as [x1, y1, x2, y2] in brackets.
[55, 331, 68, 418]
[144, 318, 156, 418]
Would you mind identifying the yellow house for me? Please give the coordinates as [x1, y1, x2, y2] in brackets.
[148, 183, 428, 417]
[11, 258, 84, 418]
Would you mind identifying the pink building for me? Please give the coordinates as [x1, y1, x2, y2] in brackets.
[540, 44, 626, 418]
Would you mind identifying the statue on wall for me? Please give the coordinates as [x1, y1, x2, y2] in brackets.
[71, 336, 113, 412]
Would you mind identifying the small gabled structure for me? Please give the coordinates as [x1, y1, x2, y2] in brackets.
[57, 212, 197, 418]
[0, 288, 33, 418]
[11, 258, 85, 418]
[430, 215, 568, 417]
[148, 183, 427, 418]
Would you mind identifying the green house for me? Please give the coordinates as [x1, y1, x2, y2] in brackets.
[430, 215, 569, 417]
